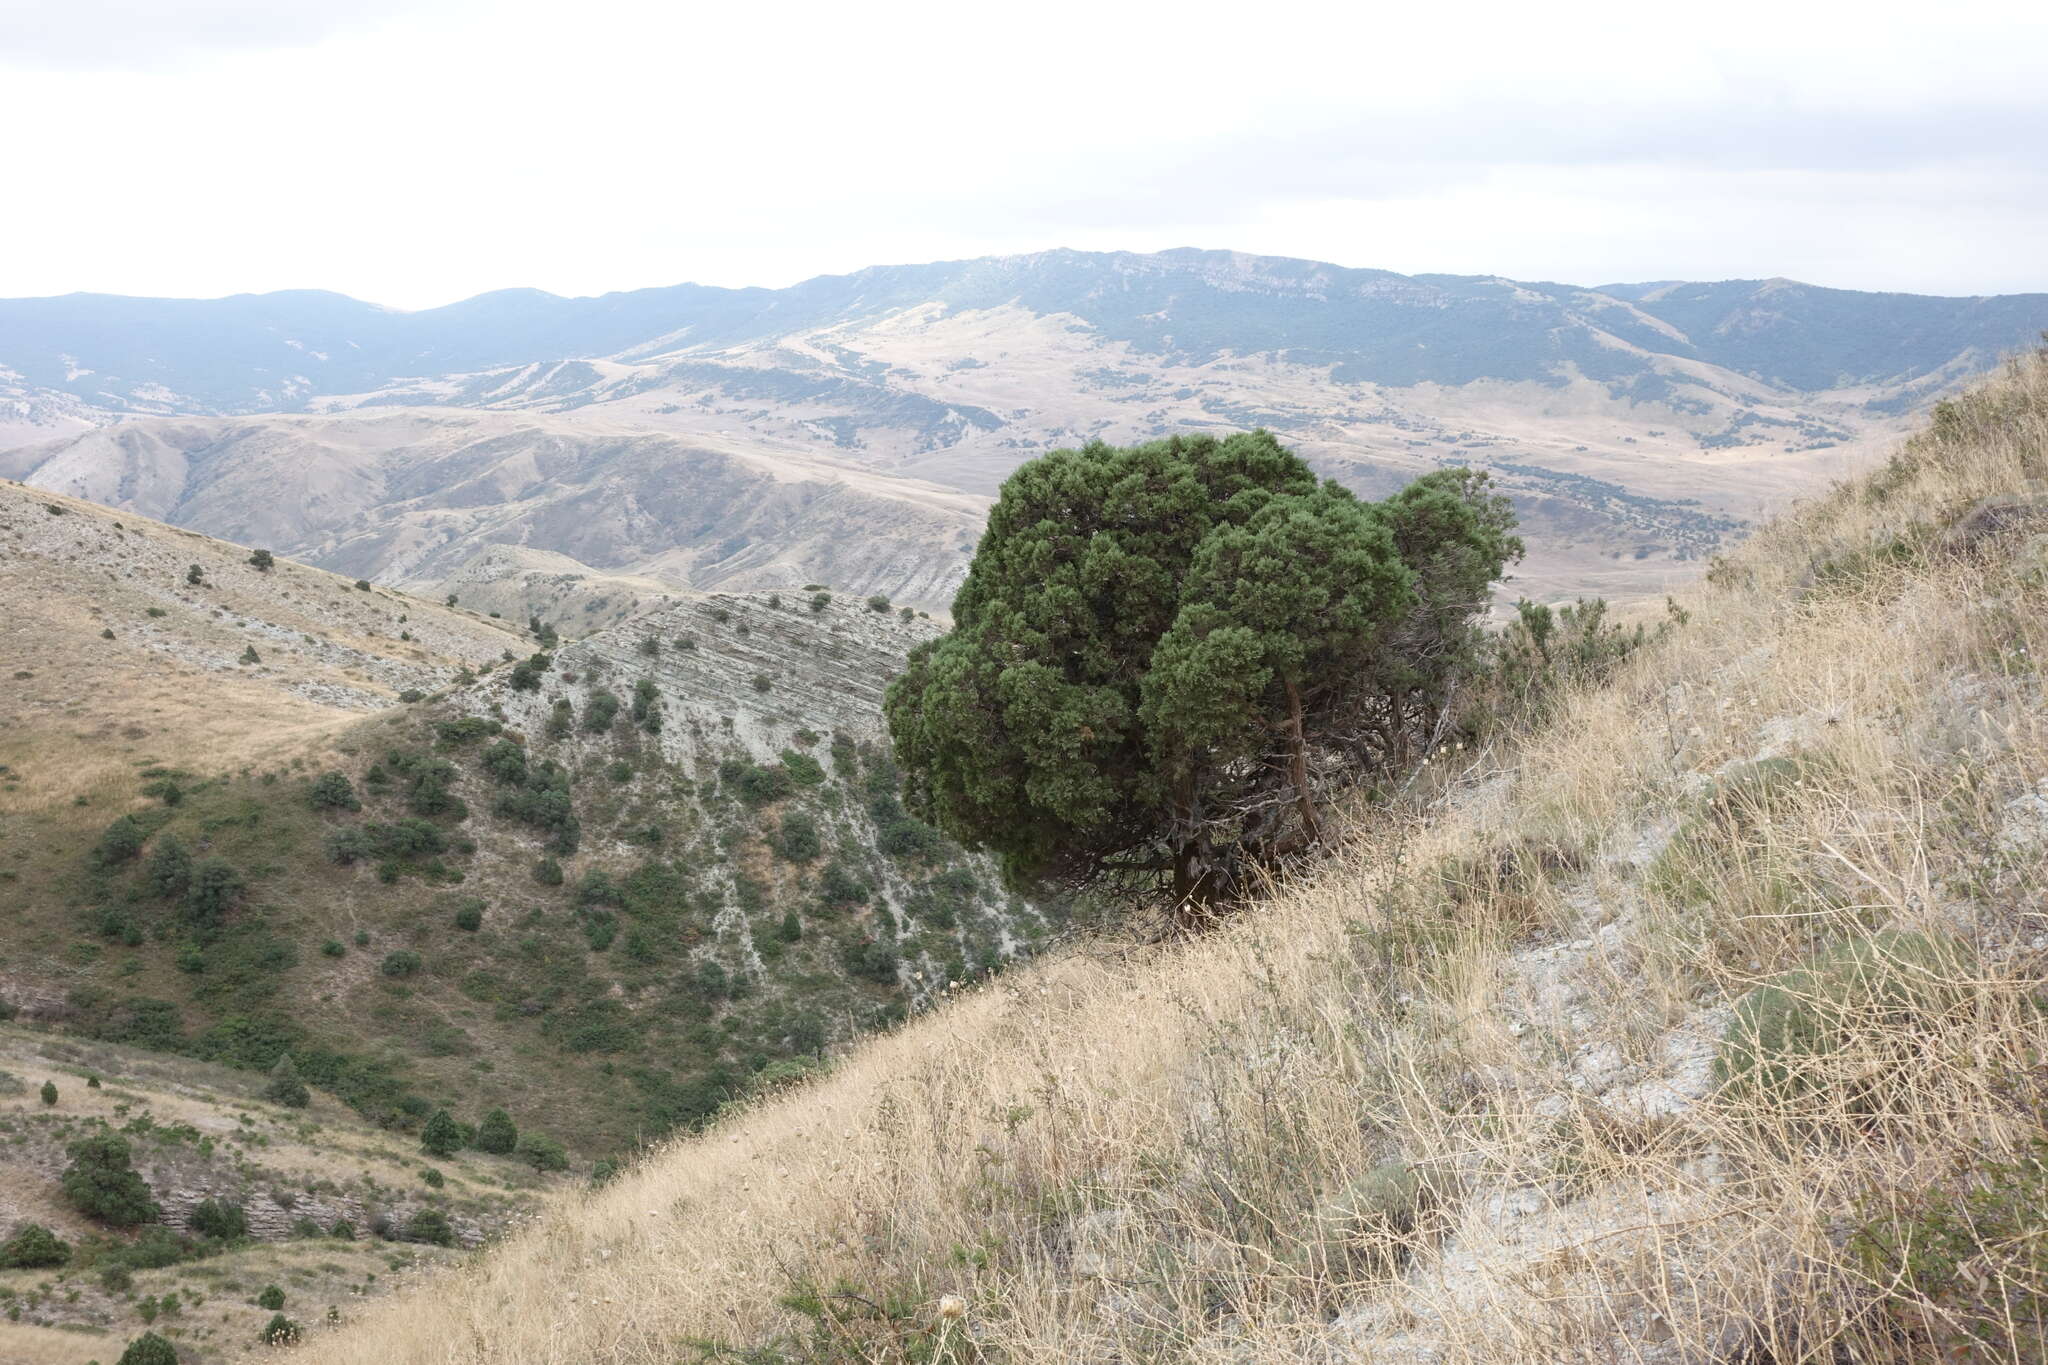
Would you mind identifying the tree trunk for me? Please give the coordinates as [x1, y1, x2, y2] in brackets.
[1285, 678, 1323, 846]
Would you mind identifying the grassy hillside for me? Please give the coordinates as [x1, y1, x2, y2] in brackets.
[315, 350, 2048, 1362]
[1, 485, 1045, 1171]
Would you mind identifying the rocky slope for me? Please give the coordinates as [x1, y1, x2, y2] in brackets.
[0, 1029, 560, 1365]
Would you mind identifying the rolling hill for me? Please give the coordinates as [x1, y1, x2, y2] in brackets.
[8, 249, 2046, 607]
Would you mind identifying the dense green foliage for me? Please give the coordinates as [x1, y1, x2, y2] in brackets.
[0, 1221, 71, 1268]
[190, 1197, 248, 1240]
[886, 432, 1519, 910]
[62, 1132, 161, 1226]
[118, 1332, 181, 1365]
[264, 1052, 310, 1108]
[475, 1107, 518, 1154]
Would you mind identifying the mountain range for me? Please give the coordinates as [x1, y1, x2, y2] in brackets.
[6, 248, 2045, 608]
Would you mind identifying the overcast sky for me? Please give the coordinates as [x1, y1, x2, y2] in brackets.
[1, 0, 2043, 309]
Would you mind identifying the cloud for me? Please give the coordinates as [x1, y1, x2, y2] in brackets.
[0, 0, 477, 69]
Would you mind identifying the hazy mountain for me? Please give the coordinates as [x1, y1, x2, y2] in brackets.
[7, 248, 2045, 605]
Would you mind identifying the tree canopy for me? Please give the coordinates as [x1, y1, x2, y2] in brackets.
[884, 431, 1518, 915]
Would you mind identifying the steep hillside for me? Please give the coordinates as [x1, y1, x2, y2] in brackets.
[0, 496, 1045, 1197]
[317, 353, 2048, 1363]
[9, 251, 2045, 605]
[0, 1029, 560, 1365]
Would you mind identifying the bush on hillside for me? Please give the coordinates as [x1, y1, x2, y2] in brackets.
[420, 1108, 464, 1157]
[517, 1132, 569, 1172]
[381, 949, 423, 978]
[885, 436, 1517, 915]
[264, 1053, 310, 1108]
[774, 810, 822, 862]
[480, 738, 527, 784]
[583, 690, 621, 732]
[189, 1197, 248, 1241]
[0, 1222, 71, 1268]
[118, 1332, 180, 1365]
[62, 1132, 160, 1226]
[184, 857, 246, 927]
[308, 770, 360, 811]
[145, 833, 193, 899]
[95, 814, 147, 866]
[40, 1079, 57, 1105]
[475, 1107, 517, 1154]
[508, 652, 552, 691]
[248, 548, 274, 571]
[403, 1207, 456, 1246]
[260, 1313, 302, 1345]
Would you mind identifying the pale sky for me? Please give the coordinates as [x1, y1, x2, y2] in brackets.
[1, 0, 2044, 309]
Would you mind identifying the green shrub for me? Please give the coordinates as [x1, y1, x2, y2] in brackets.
[325, 828, 372, 865]
[545, 697, 574, 739]
[480, 739, 527, 785]
[1715, 930, 1976, 1112]
[381, 950, 423, 978]
[184, 857, 246, 926]
[403, 1208, 456, 1246]
[533, 855, 565, 886]
[145, 834, 193, 899]
[583, 690, 621, 733]
[321, 939, 345, 957]
[866, 594, 891, 612]
[508, 652, 553, 691]
[95, 814, 147, 866]
[239, 644, 261, 665]
[809, 591, 830, 613]
[0, 1222, 70, 1269]
[420, 1108, 464, 1157]
[264, 1053, 310, 1108]
[248, 549, 274, 571]
[119, 1332, 180, 1365]
[453, 902, 483, 932]
[62, 1132, 160, 1226]
[474, 1107, 517, 1154]
[190, 1197, 248, 1240]
[40, 1079, 56, 1106]
[774, 810, 822, 862]
[185, 563, 203, 586]
[255, 1284, 285, 1310]
[260, 1312, 301, 1345]
[779, 749, 827, 786]
[517, 1132, 569, 1172]
[329, 1219, 356, 1240]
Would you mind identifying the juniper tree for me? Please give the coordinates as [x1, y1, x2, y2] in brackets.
[145, 833, 192, 899]
[885, 432, 1518, 916]
[474, 1107, 517, 1154]
[264, 1053, 310, 1108]
[420, 1108, 464, 1157]
[61, 1132, 159, 1226]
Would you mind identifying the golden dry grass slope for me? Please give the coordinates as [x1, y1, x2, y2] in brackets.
[0, 478, 524, 812]
[314, 352, 2048, 1364]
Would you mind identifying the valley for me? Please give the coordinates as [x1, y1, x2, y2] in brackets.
[7, 250, 2044, 612]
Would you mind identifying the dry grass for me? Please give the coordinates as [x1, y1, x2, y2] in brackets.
[0, 480, 522, 817]
[259, 356, 2048, 1359]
